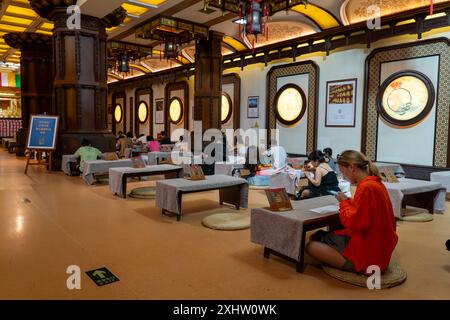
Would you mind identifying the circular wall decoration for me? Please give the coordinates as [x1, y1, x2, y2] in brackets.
[169, 97, 183, 125]
[138, 101, 148, 123]
[377, 70, 435, 127]
[114, 104, 123, 123]
[274, 84, 307, 126]
[221, 92, 233, 124]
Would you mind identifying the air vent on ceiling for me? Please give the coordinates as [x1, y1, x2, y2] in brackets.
[198, 7, 216, 14]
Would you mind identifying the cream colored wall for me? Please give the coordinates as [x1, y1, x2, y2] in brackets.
[153, 83, 165, 138]
[222, 27, 450, 156]
[107, 27, 450, 155]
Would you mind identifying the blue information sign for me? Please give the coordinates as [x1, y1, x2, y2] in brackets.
[27, 115, 59, 150]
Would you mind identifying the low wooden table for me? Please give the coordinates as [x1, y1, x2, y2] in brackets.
[383, 178, 446, 218]
[156, 175, 249, 221]
[109, 164, 183, 198]
[251, 196, 341, 273]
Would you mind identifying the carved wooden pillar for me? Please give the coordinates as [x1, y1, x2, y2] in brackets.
[4, 32, 53, 156]
[29, 1, 126, 157]
[194, 31, 224, 131]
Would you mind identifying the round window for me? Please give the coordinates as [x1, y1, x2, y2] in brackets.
[274, 84, 307, 126]
[221, 93, 232, 124]
[169, 97, 183, 124]
[114, 104, 123, 123]
[138, 101, 148, 123]
[377, 70, 435, 127]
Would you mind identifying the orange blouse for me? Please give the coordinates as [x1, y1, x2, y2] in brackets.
[336, 176, 398, 273]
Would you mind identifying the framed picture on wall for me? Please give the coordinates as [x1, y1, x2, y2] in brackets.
[325, 79, 357, 127]
[247, 96, 259, 118]
[155, 99, 164, 124]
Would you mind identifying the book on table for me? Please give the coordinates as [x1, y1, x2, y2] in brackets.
[187, 164, 205, 180]
[265, 188, 293, 212]
[381, 167, 399, 183]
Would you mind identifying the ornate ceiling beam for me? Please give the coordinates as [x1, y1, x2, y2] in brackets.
[109, 2, 450, 88]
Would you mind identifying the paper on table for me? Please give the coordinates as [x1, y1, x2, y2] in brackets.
[309, 205, 339, 215]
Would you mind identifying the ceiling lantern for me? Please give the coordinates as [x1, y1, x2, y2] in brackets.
[135, 15, 209, 62]
[205, 0, 309, 47]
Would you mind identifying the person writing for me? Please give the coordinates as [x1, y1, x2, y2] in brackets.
[74, 138, 102, 173]
[263, 139, 287, 169]
[306, 150, 398, 274]
[296, 150, 340, 199]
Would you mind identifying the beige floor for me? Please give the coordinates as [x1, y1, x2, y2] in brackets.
[0, 149, 449, 300]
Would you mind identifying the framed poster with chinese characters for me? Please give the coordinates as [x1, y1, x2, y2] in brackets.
[325, 79, 357, 127]
[155, 99, 164, 124]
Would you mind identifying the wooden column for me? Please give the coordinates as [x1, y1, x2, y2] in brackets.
[29, 1, 126, 157]
[194, 31, 224, 131]
[4, 33, 53, 156]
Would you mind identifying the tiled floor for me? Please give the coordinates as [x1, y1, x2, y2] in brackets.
[0, 148, 449, 299]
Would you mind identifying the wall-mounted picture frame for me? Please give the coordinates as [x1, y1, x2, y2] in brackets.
[155, 98, 164, 124]
[325, 79, 357, 127]
[247, 96, 259, 119]
[376, 70, 435, 127]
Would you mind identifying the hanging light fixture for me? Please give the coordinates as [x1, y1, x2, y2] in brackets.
[118, 52, 130, 73]
[135, 15, 209, 63]
[107, 41, 152, 77]
[164, 37, 179, 60]
[207, 0, 308, 45]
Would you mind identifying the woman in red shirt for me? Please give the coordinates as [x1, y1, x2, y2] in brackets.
[306, 150, 398, 274]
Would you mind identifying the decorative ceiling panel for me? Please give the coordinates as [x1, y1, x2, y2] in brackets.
[344, 0, 449, 24]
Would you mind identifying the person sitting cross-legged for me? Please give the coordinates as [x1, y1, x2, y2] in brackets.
[296, 150, 340, 200]
[306, 150, 398, 274]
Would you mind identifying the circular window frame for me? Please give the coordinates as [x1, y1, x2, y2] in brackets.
[221, 92, 233, 124]
[137, 101, 149, 124]
[376, 70, 435, 127]
[114, 104, 123, 123]
[274, 84, 307, 126]
[168, 97, 184, 125]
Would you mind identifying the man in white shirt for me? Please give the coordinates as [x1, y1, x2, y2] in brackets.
[264, 140, 287, 169]
[137, 134, 148, 144]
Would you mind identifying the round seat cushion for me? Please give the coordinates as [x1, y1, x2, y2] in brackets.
[399, 212, 434, 222]
[322, 262, 407, 289]
[129, 186, 157, 199]
[202, 213, 250, 230]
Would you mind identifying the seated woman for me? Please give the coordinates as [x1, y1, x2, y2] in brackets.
[147, 136, 160, 152]
[306, 150, 398, 274]
[297, 150, 340, 199]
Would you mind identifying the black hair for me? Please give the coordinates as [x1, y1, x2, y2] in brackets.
[147, 136, 154, 142]
[139, 133, 145, 137]
[323, 148, 333, 157]
[160, 131, 166, 136]
[81, 138, 89, 147]
[308, 150, 325, 163]
[126, 132, 133, 138]
[179, 136, 184, 142]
